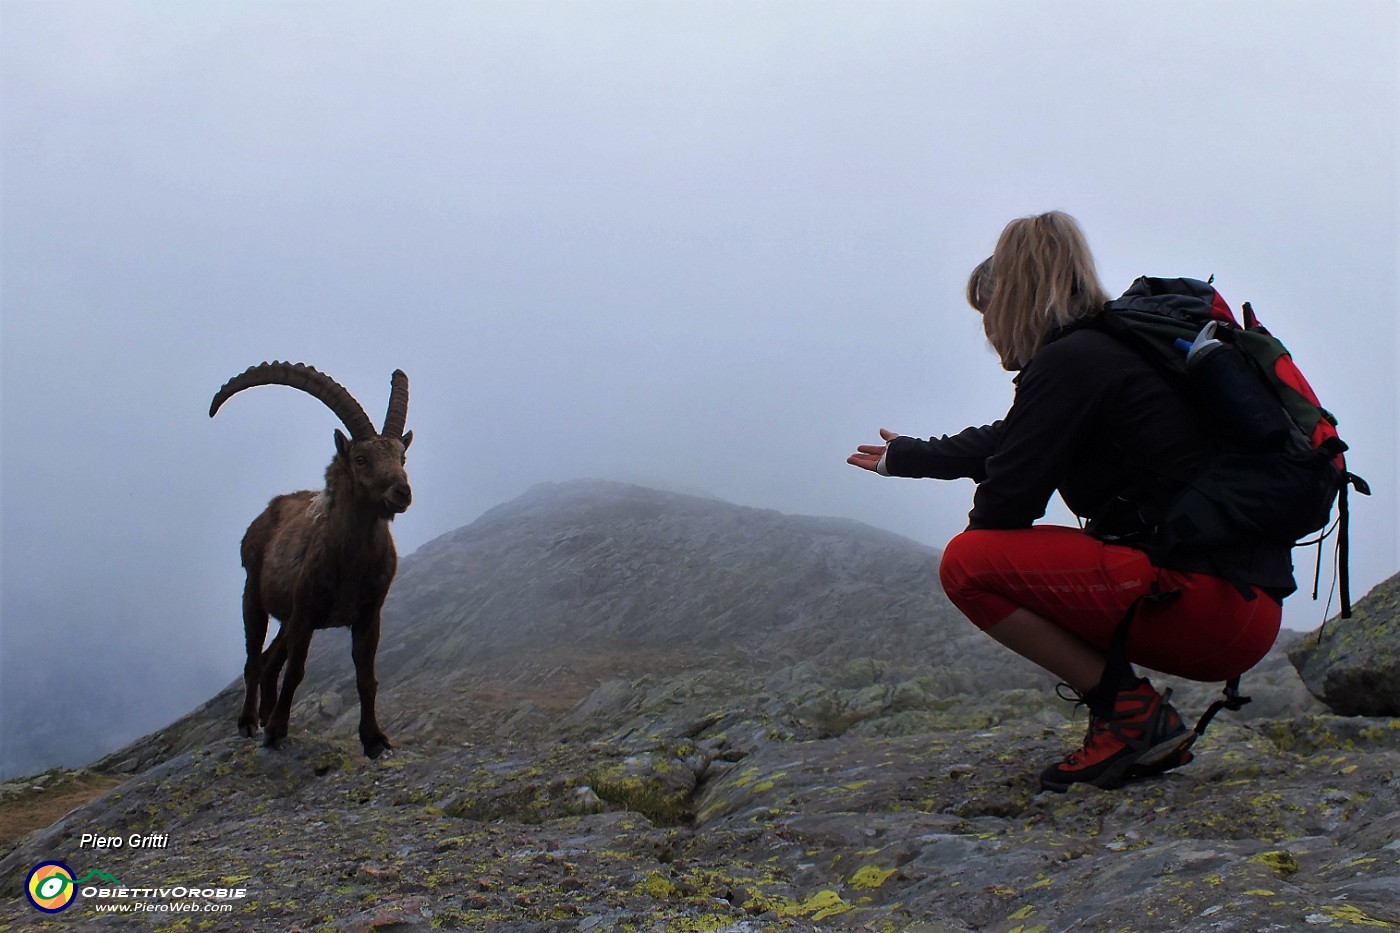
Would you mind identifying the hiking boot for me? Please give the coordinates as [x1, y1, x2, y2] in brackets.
[1039, 679, 1192, 793]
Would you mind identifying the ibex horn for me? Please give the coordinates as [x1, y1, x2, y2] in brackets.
[381, 369, 410, 439]
[209, 361, 377, 440]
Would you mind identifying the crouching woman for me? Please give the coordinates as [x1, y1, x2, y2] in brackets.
[848, 211, 1287, 792]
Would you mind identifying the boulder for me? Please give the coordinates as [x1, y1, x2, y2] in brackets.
[1290, 571, 1400, 716]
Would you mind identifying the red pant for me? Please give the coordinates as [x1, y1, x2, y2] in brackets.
[938, 526, 1281, 682]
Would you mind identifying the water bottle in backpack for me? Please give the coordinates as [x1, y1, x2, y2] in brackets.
[1178, 321, 1293, 452]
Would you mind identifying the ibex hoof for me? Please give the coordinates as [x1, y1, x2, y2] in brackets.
[263, 731, 285, 750]
[238, 723, 258, 738]
[364, 739, 393, 760]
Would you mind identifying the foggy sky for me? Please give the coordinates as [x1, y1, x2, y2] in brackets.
[2, 1, 1397, 778]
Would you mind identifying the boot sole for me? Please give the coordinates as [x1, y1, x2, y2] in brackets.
[1133, 731, 1195, 770]
[1127, 747, 1194, 780]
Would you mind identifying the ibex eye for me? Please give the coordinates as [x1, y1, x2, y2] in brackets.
[355, 456, 368, 466]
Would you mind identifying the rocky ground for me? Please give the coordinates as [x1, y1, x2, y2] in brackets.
[2, 681, 1398, 932]
[3, 482, 1397, 931]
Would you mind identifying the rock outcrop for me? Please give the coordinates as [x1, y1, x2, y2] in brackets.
[1290, 569, 1400, 717]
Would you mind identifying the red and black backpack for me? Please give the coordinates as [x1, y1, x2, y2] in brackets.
[1098, 275, 1369, 615]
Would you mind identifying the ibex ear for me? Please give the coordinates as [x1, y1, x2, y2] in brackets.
[334, 429, 351, 460]
[400, 430, 413, 451]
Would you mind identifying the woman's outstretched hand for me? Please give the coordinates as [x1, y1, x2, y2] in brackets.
[847, 428, 901, 472]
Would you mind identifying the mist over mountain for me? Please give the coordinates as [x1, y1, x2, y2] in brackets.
[1, 610, 225, 780]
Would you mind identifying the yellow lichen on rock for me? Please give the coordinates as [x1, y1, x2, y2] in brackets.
[849, 864, 896, 889]
[638, 870, 678, 899]
[1316, 903, 1398, 928]
[1248, 850, 1299, 876]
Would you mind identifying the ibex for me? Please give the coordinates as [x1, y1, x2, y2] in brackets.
[210, 362, 413, 758]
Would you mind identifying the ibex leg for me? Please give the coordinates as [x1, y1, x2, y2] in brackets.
[351, 617, 391, 758]
[264, 623, 312, 749]
[239, 584, 268, 738]
[259, 631, 286, 728]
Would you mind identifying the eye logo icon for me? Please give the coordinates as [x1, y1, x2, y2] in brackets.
[26, 861, 77, 913]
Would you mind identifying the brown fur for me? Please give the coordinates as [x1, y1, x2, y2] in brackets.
[238, 432, 410, 757]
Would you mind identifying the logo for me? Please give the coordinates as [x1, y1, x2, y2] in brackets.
[23, 857, 249, 916]
[26, 861, 77, 913]
[25, 863, 125, 913]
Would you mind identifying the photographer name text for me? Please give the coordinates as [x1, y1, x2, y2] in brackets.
[79, 832, 170, 850]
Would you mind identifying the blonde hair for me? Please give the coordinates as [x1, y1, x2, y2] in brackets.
[968, 211, 1109, 370]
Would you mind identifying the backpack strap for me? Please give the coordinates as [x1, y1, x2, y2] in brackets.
[1302, 464, 1371, 626]
[1084, 584, 1182, 719]
[1338, 476, 1353, 618]
[1331, 469, 1372, 621]
[1188, 677, 1252, 742]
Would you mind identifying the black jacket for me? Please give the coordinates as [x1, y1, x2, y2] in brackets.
[884, 323, 1295, 597]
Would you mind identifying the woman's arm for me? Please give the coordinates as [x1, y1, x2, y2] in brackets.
[884, 423, 1006, 480]
[848, 423, 1006, 480]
